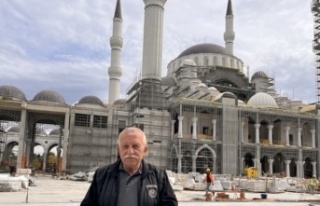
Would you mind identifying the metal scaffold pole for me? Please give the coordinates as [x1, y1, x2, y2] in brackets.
[312, 0, 320, 108]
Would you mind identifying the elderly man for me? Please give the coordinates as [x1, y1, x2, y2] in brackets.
[81, 127, 177, 206]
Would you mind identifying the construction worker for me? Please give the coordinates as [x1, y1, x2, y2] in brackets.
[309, 175, 317, 195]
[204, 168, 214, 196]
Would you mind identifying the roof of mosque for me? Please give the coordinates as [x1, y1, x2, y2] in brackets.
[0, 85, 27, 101]
[178, 43, 231, 58]
[251, 71, 268, 80]
[247, 92, 279, 108]
[78, 95, 105, 107]
[32, 90, 66, 104]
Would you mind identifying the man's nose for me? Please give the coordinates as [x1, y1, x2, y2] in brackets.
[127, 146, 134, 153]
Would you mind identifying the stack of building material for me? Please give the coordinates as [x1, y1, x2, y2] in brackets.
[0, 174, 28, 192]
[246, 179, 266, 192]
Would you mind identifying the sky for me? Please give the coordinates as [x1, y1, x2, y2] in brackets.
[0, 0, 316, 105]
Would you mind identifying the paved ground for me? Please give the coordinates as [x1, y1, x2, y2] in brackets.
[1, 174, 320, 206]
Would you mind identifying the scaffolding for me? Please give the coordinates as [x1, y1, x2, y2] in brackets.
[312, 0, 320, 107]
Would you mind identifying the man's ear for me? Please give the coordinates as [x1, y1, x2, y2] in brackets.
[144, 146, 149, 155]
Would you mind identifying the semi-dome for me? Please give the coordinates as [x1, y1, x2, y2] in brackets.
[32, 90, 66, 104]
[178, 43, 231, 58]
[161, 76, 176, 87]
[78, 95, 104, 107]
[114, 98, 127, 105]
[0, 85, 27, 101]
[208, 87, 218, 92]
[49, 129, 60, 136]
[251, 71, 268, 80]
[247, 92, 279, 108]
[196, 83, 207, 89]
[180, 59, 196, 66]
[7, 126, 20, 133]
[215, 92, 237, 100]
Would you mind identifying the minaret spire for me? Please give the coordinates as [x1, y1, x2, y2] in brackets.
[108, 0, 123, 105]
[224, 0, 235, 55]
[114, 0, 122, 19]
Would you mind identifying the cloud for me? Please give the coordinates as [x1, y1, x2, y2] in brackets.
[0, 0, 316, 104]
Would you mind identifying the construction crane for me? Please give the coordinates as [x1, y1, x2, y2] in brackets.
[312, 0, 320, 108]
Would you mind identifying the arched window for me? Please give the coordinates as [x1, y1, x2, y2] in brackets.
[222, 57, 226, 67]
[204, 56, 209, 66]
[230, 59, 234, 68]
[213, 56, 218, 66]
[194, 57, 199, 66]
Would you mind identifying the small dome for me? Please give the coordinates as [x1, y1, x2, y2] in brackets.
[178, 43, 231, 58]
[0, 85, 27, 101]
[32, 90, 66, 104]
[7, 126, 20, 133]
[161, 76, 176, 87]
[78, 95, 104, 107]
[251, 71, 268, 80]
[114, 98, 127, 105]
[238, 99, 246, 106]
[208, 87, 218, 92]
[247, 92, 279, 108]
[180, 59, 196, 66]
[49, 129, 60, 136]
[215, 92, 237, 100]
[36, 128, 47, 135]
[196, 83, 207, 89]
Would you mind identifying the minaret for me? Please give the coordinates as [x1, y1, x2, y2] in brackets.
[126, 0, 167, 109]
[224, 0, 235, 55]
[108, 0, 123, 105]
[142, 0, 167, 80]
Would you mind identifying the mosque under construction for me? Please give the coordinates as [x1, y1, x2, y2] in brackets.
[0, 0, 320, 178]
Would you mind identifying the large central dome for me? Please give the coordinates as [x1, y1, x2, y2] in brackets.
[178, 43, 231, 58]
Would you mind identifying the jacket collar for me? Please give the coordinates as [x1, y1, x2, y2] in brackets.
[109, 159, 151, 178]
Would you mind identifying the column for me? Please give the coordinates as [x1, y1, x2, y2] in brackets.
[177, 153, 182, 173]
[178, 116, 183, 138]
[297, 127, 302, 147]
[285, 126, 290, 146]
[192, 155, 196, 173]
[254, 123, 260, 144]
[285, 160, 290, 177]
[177, 138, 182, 173]
[241, 122, 245, 143]
[302, 161, 305, 178]
[42, 152, 48, 172]
[171, 120, 175, 139]
[17, 109, 27, 168]
[241, 157, 244, 175]
[212, 119, 217, 141]
[61, 111, 70, 172]
[312, 161, 317, 177]
[267, 124, 273, 145]
[296, 161, 301, 178]
[268, 159, 274, 175]
[25, 139, 31, 168]
[192, 117, 198, 140]
[311, 129, 316, 148]
[253, 158, 257, 167]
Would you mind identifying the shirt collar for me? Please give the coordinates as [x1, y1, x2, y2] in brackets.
[119, 162, 142, 175]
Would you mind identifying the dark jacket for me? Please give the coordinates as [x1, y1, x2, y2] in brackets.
[80, 160, 178, 206]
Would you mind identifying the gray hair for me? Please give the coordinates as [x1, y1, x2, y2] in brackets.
[117, 127, 147, 146]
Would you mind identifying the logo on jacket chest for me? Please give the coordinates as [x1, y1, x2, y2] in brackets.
[146, 184, 158, 199]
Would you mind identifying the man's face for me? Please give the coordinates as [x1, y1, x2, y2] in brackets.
[117, 129, 148, 172]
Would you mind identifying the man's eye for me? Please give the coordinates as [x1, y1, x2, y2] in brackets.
[133, 145, 140, 149]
